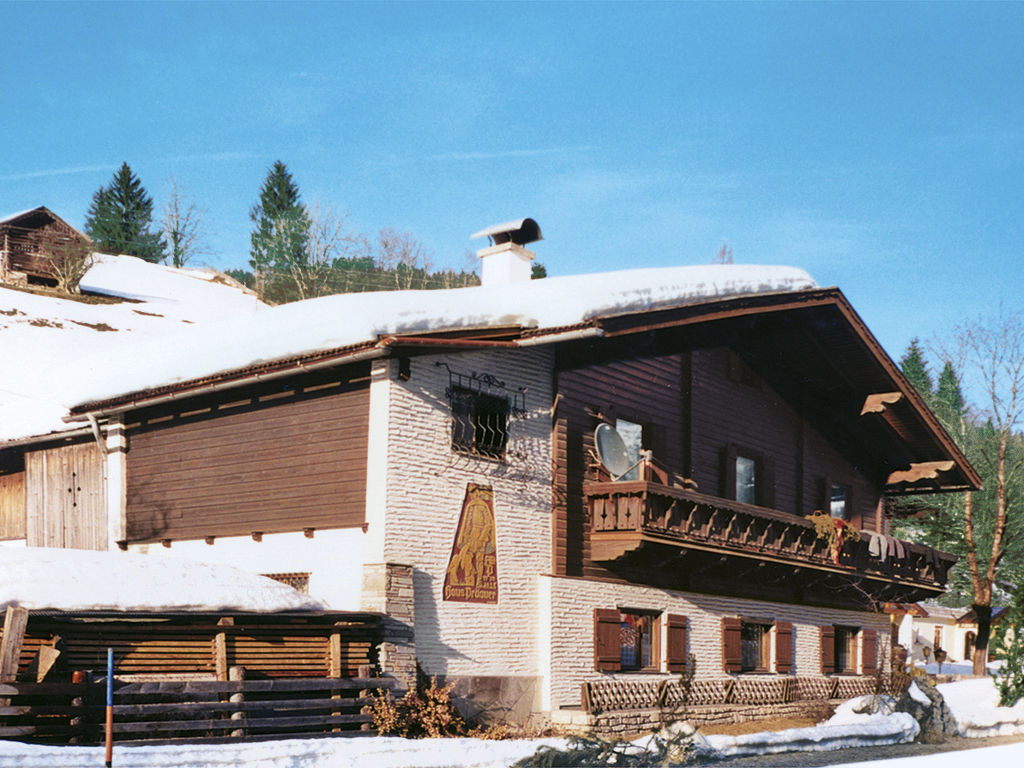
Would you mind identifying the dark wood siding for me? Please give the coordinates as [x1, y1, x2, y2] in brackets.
[554, 338, 886, 576]
[554, 351, 684, 575]
[126, 367, 369, 542]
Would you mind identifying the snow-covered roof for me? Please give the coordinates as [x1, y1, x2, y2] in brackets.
[0, 546, 326, 612]
[2, 263, 813, 443]
[1, 254, 268, 443]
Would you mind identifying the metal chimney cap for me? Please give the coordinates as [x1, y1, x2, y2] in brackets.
[470, 218, 542, 246]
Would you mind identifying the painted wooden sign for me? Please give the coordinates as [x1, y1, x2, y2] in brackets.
[443, 483, 498, 604]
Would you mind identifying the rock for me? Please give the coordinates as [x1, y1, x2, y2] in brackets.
[895, 678, 960, 743]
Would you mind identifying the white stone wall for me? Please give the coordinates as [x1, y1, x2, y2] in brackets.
[540, 575, 891, 710]
[130, 528, 365, 609]
[374, 349, 554, 679]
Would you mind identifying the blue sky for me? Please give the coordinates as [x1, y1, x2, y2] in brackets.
[2, 1, 1022, 369]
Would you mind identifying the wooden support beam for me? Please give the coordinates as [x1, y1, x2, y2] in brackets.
[887, 461, 956, 485]
[0, 606, 28, 683]
[861, 392, 903, 416]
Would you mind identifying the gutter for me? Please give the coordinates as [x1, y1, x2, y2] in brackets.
[516, 326, 603, 346]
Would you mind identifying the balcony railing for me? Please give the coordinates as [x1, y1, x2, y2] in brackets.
[584, 480, 955, 593]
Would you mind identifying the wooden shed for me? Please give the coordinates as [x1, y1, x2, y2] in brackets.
[0, 207, 91, 286]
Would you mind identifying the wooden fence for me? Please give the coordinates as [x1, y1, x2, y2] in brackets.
[583, 674, 903, 714]
[0, 675, 401, 744]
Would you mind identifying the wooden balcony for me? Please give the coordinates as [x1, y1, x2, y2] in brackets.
[585, 480, 956, 602]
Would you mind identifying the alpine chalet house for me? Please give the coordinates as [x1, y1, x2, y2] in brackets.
[0, 207, 92, 287]
[0, 219, 977, 729]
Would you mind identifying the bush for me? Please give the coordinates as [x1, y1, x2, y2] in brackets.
[370, 677, 468, 738]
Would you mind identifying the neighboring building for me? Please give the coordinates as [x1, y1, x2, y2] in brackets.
[0, 218, 979, 726]
[0, 207, 91, 286]
[897, 604, 1008, 665]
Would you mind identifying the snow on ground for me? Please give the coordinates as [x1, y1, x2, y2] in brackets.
[1, 680, 1023, 767]
[939, 677, 1024, 738]
[0, 736, 568, 768]
[0, 547, 325, 612]
[702, 697, 918, 758]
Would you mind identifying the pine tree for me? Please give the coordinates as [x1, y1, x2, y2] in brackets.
[935, 361, 966, 430]
[249, 160, 310, 297]
[900, 338, 934, 402]
[84, 162, 165, 262]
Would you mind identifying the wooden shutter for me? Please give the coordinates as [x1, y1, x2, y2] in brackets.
[861, 629, 878, 675]
[722, 617, 742, 673]
[775, 621, 794, 674]
[820, 625, 836, 675]
[594, 609, 621, 672]
[665, 614, 688, 672]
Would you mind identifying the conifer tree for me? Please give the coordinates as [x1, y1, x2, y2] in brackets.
[935, 361, 967, 430]
[900, 338, 934, 402]
[249, 160, 310, 297]
[84, 162, 165, 262]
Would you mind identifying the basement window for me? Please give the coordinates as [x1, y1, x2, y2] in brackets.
[450, 387, 510, 459]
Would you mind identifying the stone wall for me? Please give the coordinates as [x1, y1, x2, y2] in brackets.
[541, 574, 891, 711]
[552, 699, 837, 737]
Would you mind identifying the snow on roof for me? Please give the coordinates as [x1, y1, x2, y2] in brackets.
[68, 263, 815, 407]
[2, 262, 814, 442]
[0, 255, 267, 443]
[80, 253, 264, 311]
[0, 547, 326, 613]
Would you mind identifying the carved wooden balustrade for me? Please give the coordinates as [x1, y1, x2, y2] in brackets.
[585, 480, 955, 593]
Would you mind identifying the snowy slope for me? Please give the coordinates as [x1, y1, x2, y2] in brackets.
[0, 547, 324, 612]
[0, 254, 267, 442]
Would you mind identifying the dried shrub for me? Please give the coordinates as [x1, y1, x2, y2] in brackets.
[370, 677, 468, 738]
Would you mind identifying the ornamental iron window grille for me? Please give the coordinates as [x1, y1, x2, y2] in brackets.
[438, 362, 526, 461]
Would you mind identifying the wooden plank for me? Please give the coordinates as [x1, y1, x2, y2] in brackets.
[115, 677, 397, 695]
[0, 606, 29, 682]
[110, 712, 371, 734]
[111, 697, 374, 716]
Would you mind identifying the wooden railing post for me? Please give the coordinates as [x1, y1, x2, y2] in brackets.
[358, 664, 373, 732]
[214, 617, 233, 681]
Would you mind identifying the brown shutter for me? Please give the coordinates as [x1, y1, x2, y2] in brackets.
[594, 609, 621, 672]
[861, 629, 877, 675]
[665, 614, 688, 672]
[723, 617, 742, 673]
[820, 625, 836, 675]
[775, 621, 794, 674]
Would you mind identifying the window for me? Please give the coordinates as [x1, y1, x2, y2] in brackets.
[594, 609, 689, 673]
[736, 456, 757, 505]
[834, 626, 858, 673]
[451, 387, 510, 459]
[617, 419, 644, 481]
[724, 444, 773, 507]
[829, 484, 849, 520]
[619, 611, 656, 670]
[723, 617, 790, 673]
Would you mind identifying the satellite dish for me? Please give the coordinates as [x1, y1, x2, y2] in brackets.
[594, 423, 633, 479]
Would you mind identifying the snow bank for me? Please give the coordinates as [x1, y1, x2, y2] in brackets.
[0, 736, 567, 768]
[939, 677, 1024, 738]
[702, 711, 919, 758]
[0, 547, 325, 613]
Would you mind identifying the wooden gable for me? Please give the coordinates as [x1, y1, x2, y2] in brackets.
[0, 207, 91, 284]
